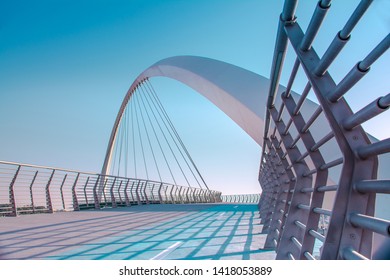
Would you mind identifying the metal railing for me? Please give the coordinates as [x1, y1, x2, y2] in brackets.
[0, 160, 222, 217]
[258, 0, 389, 260]
[221, 194, 261, 204]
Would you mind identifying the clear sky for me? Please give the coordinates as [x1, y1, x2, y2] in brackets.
[0, 0, 389, 195]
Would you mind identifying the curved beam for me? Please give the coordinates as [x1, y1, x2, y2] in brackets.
[101, 55, 320, 177]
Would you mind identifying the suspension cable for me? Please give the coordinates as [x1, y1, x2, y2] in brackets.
[131, 93, 137, 178]
[145, 80, 209, 190]
[136, 86, 178, 185]
[138, 84, 191, 187]
[134, 87, 162, 182]
[133, 91, 149, 180]
[141, 83, 202, 188]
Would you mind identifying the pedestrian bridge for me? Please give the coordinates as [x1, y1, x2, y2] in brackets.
[0, 204, 275, 260]
[0, 0, 389, 260]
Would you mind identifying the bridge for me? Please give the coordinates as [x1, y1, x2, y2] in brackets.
[0, 0, 389, 261]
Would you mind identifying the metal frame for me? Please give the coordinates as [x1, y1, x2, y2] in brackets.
[258, 0, 390, 260]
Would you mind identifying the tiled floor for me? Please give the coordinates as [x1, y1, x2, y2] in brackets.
[0, 204, 276, 260]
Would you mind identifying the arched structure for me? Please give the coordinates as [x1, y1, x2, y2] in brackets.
[101, 55, 323, 178]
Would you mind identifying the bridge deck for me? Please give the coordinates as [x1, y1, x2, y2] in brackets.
[0, 204, 275, 260]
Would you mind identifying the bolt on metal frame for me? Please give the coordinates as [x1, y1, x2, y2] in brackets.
[259, 0, 390, 260]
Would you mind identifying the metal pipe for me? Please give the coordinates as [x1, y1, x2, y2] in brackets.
[291, 236, 302, 249]
[328, 63, 368, 102]
[285, 58, 301, 98]
[293, 82, 312, 115]
[290, 134, 301, 149]
[276, 103, 285, 122]
[261, 0, 298, 165]
[317, 185, 338, 192]
[304, 251, 316, 260]
[300, 0, 331, 51]
[310, 131, 334, 152]
[303, 168, 317, 177]
[315, 31, 349, 76]
[309, 229, 325, 242]
[378, 93, 390, 108]
[297, 204, 311, 211]
[283, 118, 294, 135]
[349, 213, 390, 236]
[343, 95, 390, 130]
[296, 150, 309, 162]
[313, 207, 332, 216]
[358, 138, 390, 159]
[342, 247, 368, 260]
[340, 0, 373, 39]
[315, 0, 373, 75]
[359, 33, 390, 71]
[295, 220, 307, 230]
[288, 252, 295, 260]
[355, 180, 390, 194]
[301, 107, 323, 133]
[320, 157, 343, 170]
[329, 34, 390, 102]
[301, 187, 315, 193]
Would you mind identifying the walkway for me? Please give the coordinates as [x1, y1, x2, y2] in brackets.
[0, 204, 275, 260]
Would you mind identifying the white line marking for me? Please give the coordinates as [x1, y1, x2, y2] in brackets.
[150, 241, 183, 260]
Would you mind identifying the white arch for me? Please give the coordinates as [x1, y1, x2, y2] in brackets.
[101, 55, 325, 175]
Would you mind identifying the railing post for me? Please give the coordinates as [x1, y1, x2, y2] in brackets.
[59, 174, 67, 210]
[93, 175, 101, 209]
[124, 179, 131, 206]
[135, 181, 142, 205]
[46, 169, 55, 213]
[29, 171, 38, 214]
[110, 177, 117, 208]
[72, 173, 80, 211]
[83, 177, 90, 208]
[158, 183, 163, 204]
[129, 181, 136, 204]
[144, 181, 150, 204]
[9, 165, 21, 217]
[117, 180, 123, 205]
[170, 185, 175, 204]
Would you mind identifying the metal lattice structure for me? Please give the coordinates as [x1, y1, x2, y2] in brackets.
[258, 0, 389, 260]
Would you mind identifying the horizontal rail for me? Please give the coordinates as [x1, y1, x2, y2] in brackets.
[357, 138, 390, 159]
[304, 251, 316, 260]
[349, 213, 390, 236]
[310, 131, 334, 152]
[313, 207, 332, 216]
[343, 94, 390, 130]
[291, 236, 302, 250]
[309, 229, 325, 242]
[342, 247, 368, 260]
[317, 185, 338, 192]
[301, 107, 323, 133]
[294, 220, 306, 230]
[354, 180, 390, 194]
[0, 161, 222, 216]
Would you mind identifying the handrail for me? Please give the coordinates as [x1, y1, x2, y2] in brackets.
[0, 161, 222, 216]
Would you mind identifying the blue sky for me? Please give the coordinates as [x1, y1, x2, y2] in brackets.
[0, 0, 389, 194]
